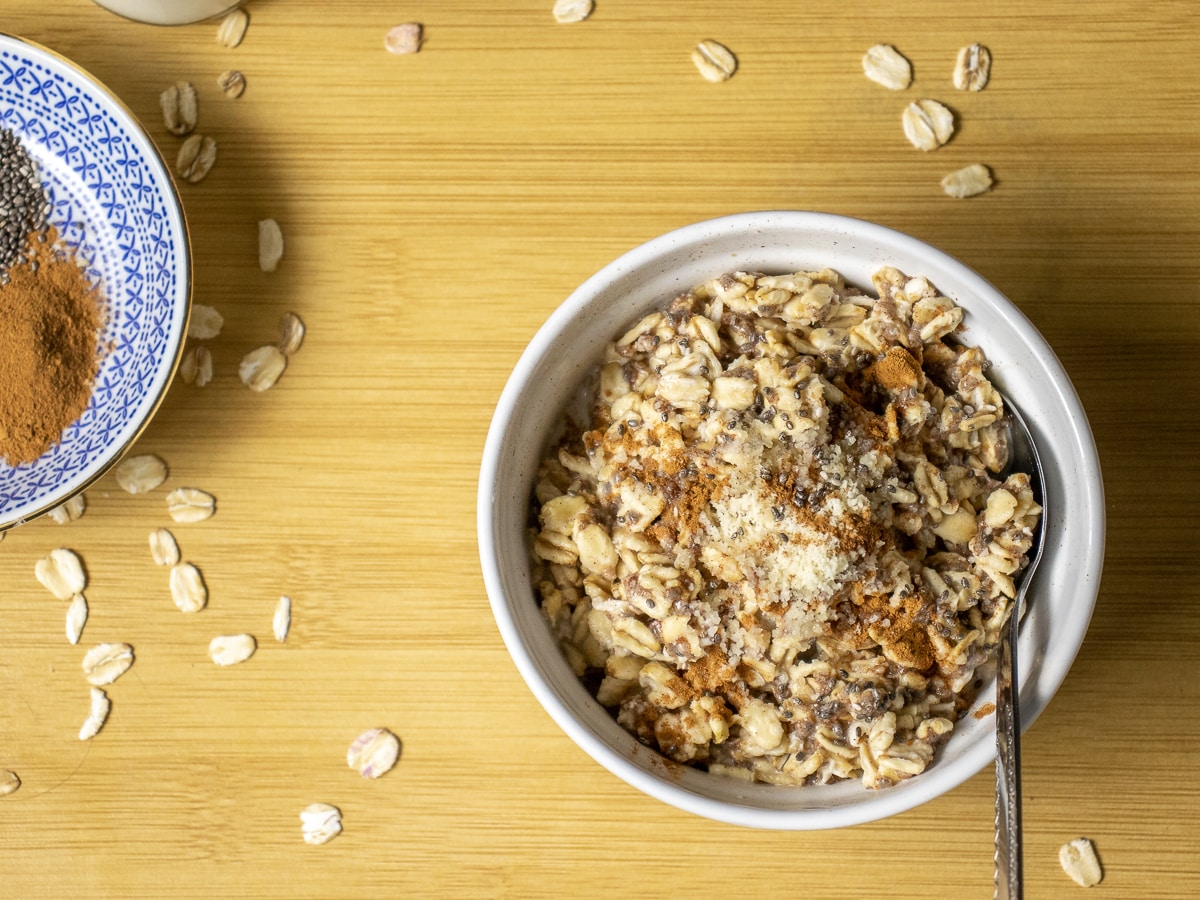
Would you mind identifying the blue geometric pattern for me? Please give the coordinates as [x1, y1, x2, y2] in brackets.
[0, 36, 188, 524]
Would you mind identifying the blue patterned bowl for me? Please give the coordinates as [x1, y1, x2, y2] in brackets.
[0, 34, 190, 530]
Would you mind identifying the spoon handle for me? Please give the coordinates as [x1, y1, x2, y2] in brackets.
[994, 604, 1023, 900]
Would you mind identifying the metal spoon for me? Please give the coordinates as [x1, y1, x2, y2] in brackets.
[993, 392, 1048, 900]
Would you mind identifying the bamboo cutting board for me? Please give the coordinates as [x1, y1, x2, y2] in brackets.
[1, 1, 1198, 897]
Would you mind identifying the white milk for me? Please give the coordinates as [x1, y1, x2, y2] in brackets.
[91, 0, 245, 25]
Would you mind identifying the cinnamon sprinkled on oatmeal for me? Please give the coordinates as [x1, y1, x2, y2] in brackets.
[531, 267, 1041, 788]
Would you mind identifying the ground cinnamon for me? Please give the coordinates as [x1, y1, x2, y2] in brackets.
[868, 345, 923, 392]
[0, 228, 105, 466]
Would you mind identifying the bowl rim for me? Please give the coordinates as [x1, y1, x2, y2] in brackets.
[89, 0, 245, 27]
[0, 32, 192, 531]
[478, 210, 1105, 829]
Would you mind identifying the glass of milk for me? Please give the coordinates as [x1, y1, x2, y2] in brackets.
[91, 0, 245, 25]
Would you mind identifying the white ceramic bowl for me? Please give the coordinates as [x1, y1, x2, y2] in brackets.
[0, 35, 190, 530]
[478, 211, 1104, 829]
[90, 0, 243, 26]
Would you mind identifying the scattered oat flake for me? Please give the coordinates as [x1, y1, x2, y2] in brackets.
[274, 595, 292, 643]
[240, 345, 287, 392]
[954, 43, 991, 92]
[175, 134, 218, 183]
[209, 633, 256, 666]
[115, 454, 168, 494]
[166, 487, 216, 523]
[347, 727, 402, 778]
[194, 346, 214, 386]
[82, 642, 134, 687]
[942, 163, 994, 198]
[862, 44, 912, 90]
[35, 548, 87, 600]
[902, 99, 955, 151]
[553, 0, 593, 23]
[66, 593, 88, 645]
[49, 493, 86, 524]
[217, 69, 246, 98]
[0, 770, 20, 796]
[385, 22, 423, 55]
[180, 345, 213, 387]
[277, 312, 306, 356]
[160, 81, 198, 137]
[79, 687, 110, 741]
[170, 562, 208, 613]
[149, 528, 181, 566]
[691, 39, 737, 82]
[217, 8, 249, 48]
[179, 346, 199, 384]
[258, 218, 284, 272]
[301, 803, 342, 845]
[1059, 837, 1103, 887]
[188, 305, 224, 340]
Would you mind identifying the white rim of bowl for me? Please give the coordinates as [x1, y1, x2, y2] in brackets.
[479, 210, 1105, 829]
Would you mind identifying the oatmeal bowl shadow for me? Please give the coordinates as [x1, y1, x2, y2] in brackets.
[478, 211, 1104, 829]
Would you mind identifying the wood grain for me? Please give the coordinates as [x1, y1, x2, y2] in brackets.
[1, 1, 1198, 896]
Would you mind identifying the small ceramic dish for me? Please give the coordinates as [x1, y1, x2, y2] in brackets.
[478, 211, 1104, 829]
[0, 33, 190, 531]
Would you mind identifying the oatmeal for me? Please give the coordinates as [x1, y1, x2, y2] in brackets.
[530, 267, 1041, 789]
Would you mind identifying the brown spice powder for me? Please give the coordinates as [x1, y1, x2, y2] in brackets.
[683, 647, 735, 695]
[868, 345, 923, 392]
[850, 585, 936, 671]
[761, 463, 885, 559]
[0, 228, 105, 466]
[974, 701, 997, 720]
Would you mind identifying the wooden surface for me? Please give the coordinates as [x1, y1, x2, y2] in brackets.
[1, 1, 1197, 896]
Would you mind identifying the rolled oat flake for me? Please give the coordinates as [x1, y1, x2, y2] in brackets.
[0, 769, 20, 796]
[300, 803, 342, 845]
[347, 727, 402, 778]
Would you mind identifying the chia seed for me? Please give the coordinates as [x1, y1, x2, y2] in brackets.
[0, 127, 52, 271]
